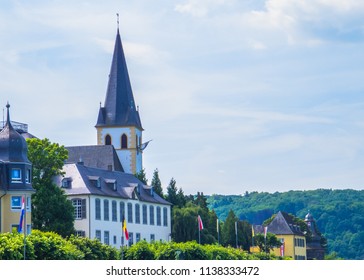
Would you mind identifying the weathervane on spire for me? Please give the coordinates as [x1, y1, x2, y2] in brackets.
[116, 13, 119, 29]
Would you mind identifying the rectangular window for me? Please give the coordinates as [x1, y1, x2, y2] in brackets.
[149, 206, 154, 225]
[26, 196, 31, 211]
[120, 202, 125, 222]
[95, 199, 101, 220]
[104, 231, 109, 245]
[150, 234, 155, 242]
[75, 231, 86, 237]
[95, 230, 101, 241]
[72, 199, 86, 219]
[11, 168, 22, 182]
[163, 207, 168, 227]
[128, 232, 133, 246]
[136, 233, 141, 243]
[104, 199, 109, 221]
[127, 203, 133, 223]
[25, 169, 31, 183]
[135, 204, 140, 224]
[11, 196, 22, 210]
[113, 235, 117, 245]
[156, 206, 161, 226]
[142, 205, 148, 225]
[112, 200, 117, 222]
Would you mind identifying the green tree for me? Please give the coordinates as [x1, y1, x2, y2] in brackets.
[151, 168, 163, 197]
[221, 209, 238, 247]
[254, 233, 282, 253]
[172, 205, 199, 242]
[165, 178, 185, 207]
[27, 138, 74, 237]
[135, 168, 148, 185]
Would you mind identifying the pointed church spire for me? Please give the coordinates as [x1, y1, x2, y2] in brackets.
[95, 27, 143, 129]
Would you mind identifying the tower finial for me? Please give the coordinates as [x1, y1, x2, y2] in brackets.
[116, 13, 119, 30]
[6, 102, 10, 125]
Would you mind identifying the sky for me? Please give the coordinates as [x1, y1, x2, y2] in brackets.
[1, 0, 364, 195]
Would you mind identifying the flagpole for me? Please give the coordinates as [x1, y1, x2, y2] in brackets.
[264, 226, 268, 254]
[121, 221, 124, 260]
[198, 218, 201, 244]
[23, 194, 26, 260]
[217, 219, 220, 245]
[235, 221, 238, 248]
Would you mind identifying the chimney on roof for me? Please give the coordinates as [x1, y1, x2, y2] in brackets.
[78, 157, 84, 165]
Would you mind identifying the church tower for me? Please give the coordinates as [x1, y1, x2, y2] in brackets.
[95, 28, 143, 175]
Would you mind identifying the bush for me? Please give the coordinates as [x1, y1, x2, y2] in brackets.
[124, 240, 155, 260]
[0, 232, 35, 260]
[68, 235, 119, 260]
[27, 230, 84, 260]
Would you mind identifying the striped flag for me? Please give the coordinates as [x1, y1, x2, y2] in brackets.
[122, 216, 129, 241]
[216, 219, 219, 233]
[264, 226, 268, 239]
[252, 225, 255, 237]
[18, 196, 25, 233]
[198, 215, 204, 231]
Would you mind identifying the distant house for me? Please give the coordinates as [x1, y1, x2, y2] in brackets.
[0, 103, 35, 234]
[252, 211, 307, 260]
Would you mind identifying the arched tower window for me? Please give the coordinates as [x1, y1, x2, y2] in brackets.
[105, 135, 112, 145]
[121, 134, 128, 149]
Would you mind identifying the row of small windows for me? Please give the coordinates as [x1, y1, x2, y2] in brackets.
[8, 168, 32, 184]
[95, 199, 168, 227]
[11, 196, 31, 210]
[104, 134, 142, 150]
[72, 198, 168, 227]
[294, 238, 305, 248]
[95, 230, 157, 247]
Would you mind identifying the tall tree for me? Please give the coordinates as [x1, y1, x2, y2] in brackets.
[135, 168, 148, 185]
[27, 138, 74, 237]
[151, 168, 163, 197]
[221, 209, 238, 247]
[166, 178, 185, 207]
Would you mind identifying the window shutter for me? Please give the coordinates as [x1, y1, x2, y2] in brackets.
[81, 199, 87, 219]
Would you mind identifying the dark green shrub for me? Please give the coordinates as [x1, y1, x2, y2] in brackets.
[68, 235, 119, 260]
[27, 230, 84, 259]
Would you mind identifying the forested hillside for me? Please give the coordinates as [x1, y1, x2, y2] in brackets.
[207, 189, 364, 260]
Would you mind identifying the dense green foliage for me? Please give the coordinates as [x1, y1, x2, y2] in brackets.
[27, 138, 74, 237]
[207, 189, 364, 259]
[0, 231, 284, 260]
[123, 240, 285, 260]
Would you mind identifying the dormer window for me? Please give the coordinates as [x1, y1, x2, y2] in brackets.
[25, 169, 31, 183]
[88, 176, 101, 188]
[11, 168, 22, 182]
[61, 178, 72, 188]
[105, 179, 117, 191]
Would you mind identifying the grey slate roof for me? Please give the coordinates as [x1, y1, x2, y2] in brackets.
[95, 29, 143, 129]
[253, 211, 304, 236]
[268, 211, 305, 236]
[66, 145, 124, 172]
[0, 104, 30, 163]
[56, 163, 171, 205]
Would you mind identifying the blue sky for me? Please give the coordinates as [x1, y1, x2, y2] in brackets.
[1, 0, 364, 195]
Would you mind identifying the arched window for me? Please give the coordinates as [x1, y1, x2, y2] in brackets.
[105, 135, 111, 145]
[121, 134, 128, 149]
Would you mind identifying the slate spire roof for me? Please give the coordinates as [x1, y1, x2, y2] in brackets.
[95, 28, 143, 129]
[0, 103, 30, 163]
